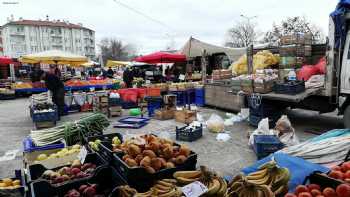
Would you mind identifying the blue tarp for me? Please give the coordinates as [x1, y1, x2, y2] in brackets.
[241, 153, 329, 192]
[331, 0, 350, 49]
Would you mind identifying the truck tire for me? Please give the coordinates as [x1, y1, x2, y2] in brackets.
[344, 105, 350, 128]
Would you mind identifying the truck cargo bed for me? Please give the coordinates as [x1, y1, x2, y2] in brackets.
[257, 88, 322, 102]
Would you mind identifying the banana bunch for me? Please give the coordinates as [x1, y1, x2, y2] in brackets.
[226, 174, 275, 197]
[246, 160, 290, 196]
[173, 166, 227, 197]
[116, 179, 182, 197]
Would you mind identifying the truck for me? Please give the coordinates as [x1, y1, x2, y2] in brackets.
[245, 1, 350, 127]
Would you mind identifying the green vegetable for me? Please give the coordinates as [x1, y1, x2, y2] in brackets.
[30, 113, 109, 146]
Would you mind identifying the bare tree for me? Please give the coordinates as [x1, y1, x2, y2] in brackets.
[99, 37, 137, 64]
[263, 16, 325, 44]
[225, 20, 258, 48]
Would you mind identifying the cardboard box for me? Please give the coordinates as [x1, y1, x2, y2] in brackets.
[154, 109, 175, 120]
[174, 110, 196, 124]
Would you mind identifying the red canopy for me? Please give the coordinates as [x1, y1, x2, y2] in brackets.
[134, 52, 186, 63]
[0, 56, 13, 65]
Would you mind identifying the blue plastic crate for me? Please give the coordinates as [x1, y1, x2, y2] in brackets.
[186, 89, 196, 104]
[176, 124, 202, 142]
[147, 101, 162, 117]
[23, 137, 65, 153]
[121, 100, 138, 109]
[109, 97, 122, 106]
[195, 88, 205, 97]
[170, 91, 186, 106]
[253, 135, 284, 159]
[249, 114, 280, 128]
[31, 108, 58, 122]
[273, 80, 305, 95]
[195, 96, 205, 107]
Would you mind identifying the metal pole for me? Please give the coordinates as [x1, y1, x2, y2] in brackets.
[247, 44, 253, 74]
[201, 49, 207, 84]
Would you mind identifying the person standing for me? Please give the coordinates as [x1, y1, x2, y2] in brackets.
[123, 67, 133, 88]
[42, 65, 65, 116]
[107, 67, 114, 78]
[30, 64, 44, 82]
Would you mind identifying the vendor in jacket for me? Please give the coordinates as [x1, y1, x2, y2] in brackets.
[42, 65, 65, 116]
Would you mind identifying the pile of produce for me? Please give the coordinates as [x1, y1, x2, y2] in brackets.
[227, 159, 290, 196]
[117, 179, 181, 197]
[30, 113, 109, 146]
[327, 161, 350, 183]
[13, 82, 32, 89]
[226, 175, 274, 197]
[174, 166, 227, 196]
[88, 79, 112, 86]
[113, 134, 192, 173]
[65, 79, 89, 87]
[231, 50, 279, 75]
[35, 145, 81, 161]
[0, 178, 21, 189]
[284, 183, 350, 197]
[89, 136, 121, 152]
[280, 135, 350, 164]
[32, 102, 56, 113]
[41, 160, 96, 184]
[64, 184, 102, 197]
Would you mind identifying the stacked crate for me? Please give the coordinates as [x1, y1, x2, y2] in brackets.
[93, 95, 109, 116]
[108, 97, 122, 117]
[279, 33, 312, 71]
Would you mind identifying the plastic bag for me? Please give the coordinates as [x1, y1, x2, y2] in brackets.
[207, 113, 224, 133]
[279, 132, 299, 147]
[274, 115, 299, 146]
[248, 118, 275, 146]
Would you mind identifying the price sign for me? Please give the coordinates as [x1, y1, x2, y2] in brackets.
[78, 146, 88, 164]
[181, 181, 208, 197]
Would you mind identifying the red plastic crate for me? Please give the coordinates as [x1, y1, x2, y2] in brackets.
[146, 87, 161, 97]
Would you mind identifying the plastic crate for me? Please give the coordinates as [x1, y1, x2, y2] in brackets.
[23, 137, 65, 153]
[118, 117, 150, 124]
[249, 114, 282, 128]
[31, 109, 58, 122]
[195, 88, 205, 98]
[253, 135, 284, 159]
[0, 169, 25, 196]
[186, 89, 195, 104]
[273, 80, 305, 95]
[111, 149, 197, 192]
[108, 97, 122, 106]
[176, 124, 202, 142]
[146, 87, 161, 97]
[27, 153, 107, 183]
[303, 172, 342, 191]
[30, 166, 126, 197]
[170, 91, 186, 106]
[121, 100, 138, 109]
[145, 97, 162, 117]
[83, 133, 123, 162]
[195, 96, 205, 107]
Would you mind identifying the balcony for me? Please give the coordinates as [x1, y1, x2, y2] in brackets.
[10, 31, 25, 36]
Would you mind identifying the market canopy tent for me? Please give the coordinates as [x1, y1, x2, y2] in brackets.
[180, 37, 246, 62]
[134, 51, 186, 64]
[0, 56, 13, 65]
[106, 60, 130, 67]
[80, 61, 99, 67]
[19, 50, 88, 66]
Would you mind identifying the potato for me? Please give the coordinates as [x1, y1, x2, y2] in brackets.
[175, 155, 187, 165]
[151, 158, 162, 171]
[142, 150, 156, 159]
[163, 145, 173, 159]
[179, 145, 191, 157]
[148, 141, 160, 152]
[145, 166, 156, 174]
[135, 154, 144, 164]
[125, 158, 138, 167]
[128, 144, 141, 157]
[165, 162, 175, 169]
[159, 158, 167, 168]
[140, 156, 151, 167]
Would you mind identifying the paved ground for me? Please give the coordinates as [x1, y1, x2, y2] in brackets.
[0, 97, 344, 178]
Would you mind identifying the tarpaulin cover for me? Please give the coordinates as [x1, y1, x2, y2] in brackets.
[331, 0, 350, 49]
[241, 153, 329, 192]
[134, 52, 186, 63]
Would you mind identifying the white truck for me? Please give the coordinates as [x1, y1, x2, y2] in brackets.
[252, 3, 350, 127]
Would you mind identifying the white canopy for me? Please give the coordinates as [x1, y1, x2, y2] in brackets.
[179, 37, 246, 62]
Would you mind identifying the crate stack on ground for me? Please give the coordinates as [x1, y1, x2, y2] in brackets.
[93, 92, 109, 116]
[194, 85, 205, 106]
[144, 87, 162, 117]
[279, 33, 312, 77]
[108, 94, 122, 118]
[248, 95, 283, 127]
[30, 93, 58, 129]
[154, 94, 176, 120]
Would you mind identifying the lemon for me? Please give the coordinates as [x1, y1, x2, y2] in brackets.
[36, 154, 48, 161]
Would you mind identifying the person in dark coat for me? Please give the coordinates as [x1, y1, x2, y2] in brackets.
[123, 67, 133, 88]
[30, 64, 44, 82]
[42, 65, 65, 116]
[107, 67, 114, 78]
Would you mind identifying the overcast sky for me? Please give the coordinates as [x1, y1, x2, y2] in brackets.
[0, 0, 339, 54]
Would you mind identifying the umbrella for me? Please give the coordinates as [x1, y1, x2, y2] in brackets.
[106, 60, 130, 67]
[0, 56, 13, 65]
[18, 50, 88, 66]
[134, 51, 186, 64]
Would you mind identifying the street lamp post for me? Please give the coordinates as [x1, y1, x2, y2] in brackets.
[240, 14, 257, 75]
